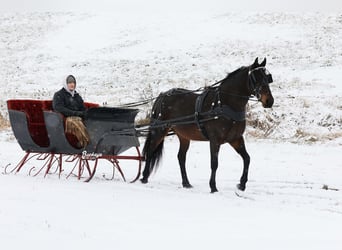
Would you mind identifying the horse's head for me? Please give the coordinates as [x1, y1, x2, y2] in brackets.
[248, 58, 274, 108]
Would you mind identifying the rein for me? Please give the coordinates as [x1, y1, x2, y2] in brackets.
[118, 77, 258, 108]
[131, 68, 271, 138]
[119, 67, 269, 109]
[119, 97, 157, 108]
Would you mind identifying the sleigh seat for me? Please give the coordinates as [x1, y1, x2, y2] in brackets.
[7, 99, 99, 153]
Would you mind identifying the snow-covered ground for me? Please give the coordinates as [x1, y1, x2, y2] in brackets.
[0, 7, 341, 250]
[0, 136, 341, 249]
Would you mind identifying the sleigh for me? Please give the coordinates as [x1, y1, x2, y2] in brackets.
[5, 99, 143, 182]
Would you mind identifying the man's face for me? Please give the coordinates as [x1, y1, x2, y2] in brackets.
[67, 82, 75, 91]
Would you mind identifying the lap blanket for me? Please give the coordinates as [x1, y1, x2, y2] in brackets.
[65, 116, 90, 148]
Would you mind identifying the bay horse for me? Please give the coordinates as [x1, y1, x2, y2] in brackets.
[141, 58, 274, 193]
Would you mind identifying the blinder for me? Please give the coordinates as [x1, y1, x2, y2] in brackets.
[264, 69, 273, 84]
[266, 74, 273, 84]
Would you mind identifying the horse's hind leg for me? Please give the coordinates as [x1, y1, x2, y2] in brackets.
[209, 141, 221, 193]
[230, 137, 250, 191]
[177, 135, 192, 188]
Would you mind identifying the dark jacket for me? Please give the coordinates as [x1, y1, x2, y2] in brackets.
[52, 88, 86, 117]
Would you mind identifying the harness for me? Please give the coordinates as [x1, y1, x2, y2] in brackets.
[146, 66, 273, 139]
[193, 66, 273, 139]
[194, 89, 210, 139]
[194, 87, 246, 139]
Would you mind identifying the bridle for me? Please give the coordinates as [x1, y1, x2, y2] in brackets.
[248, 66, 273, 100]
[213, 66, 273, 103]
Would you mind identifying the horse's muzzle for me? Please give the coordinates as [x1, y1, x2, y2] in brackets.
[262, 96, 274, 108]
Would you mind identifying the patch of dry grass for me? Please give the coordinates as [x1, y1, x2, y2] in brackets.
[0, 113, 9, 130]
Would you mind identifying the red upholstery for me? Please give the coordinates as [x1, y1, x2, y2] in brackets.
[7, 99, 100, 148]
[7, 99, 50, 147]
[43, 100, 53, 110]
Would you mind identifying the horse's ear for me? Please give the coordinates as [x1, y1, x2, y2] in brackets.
[252, 57, 259, 68]
[260, 57, 266, 67]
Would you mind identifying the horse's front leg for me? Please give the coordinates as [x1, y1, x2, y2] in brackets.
[230, 137, 250, 191]
[209, 141, 221, 193]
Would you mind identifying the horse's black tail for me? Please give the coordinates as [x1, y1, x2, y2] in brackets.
[142, 129, 164, 173]
[142, 93, 166, 174]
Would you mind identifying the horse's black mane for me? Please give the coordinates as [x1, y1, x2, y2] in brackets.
[225, 66, 247, 80]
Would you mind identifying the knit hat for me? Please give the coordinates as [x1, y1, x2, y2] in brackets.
[66, 75, 76, 85]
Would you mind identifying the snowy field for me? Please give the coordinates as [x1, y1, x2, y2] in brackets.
[0, 137, 341, 249]
[0, 4, 342, 250]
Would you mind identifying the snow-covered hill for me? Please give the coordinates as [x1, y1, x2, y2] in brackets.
[0, 11, 341, 143]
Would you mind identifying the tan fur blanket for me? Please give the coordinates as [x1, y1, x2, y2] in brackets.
[65, 116, 90, 148]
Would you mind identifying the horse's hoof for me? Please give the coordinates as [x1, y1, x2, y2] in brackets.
[140, 178, 148, 184]
[236, 184, 246, 191]
[210, 188, 218, 193]
[183, 183, 193, 188]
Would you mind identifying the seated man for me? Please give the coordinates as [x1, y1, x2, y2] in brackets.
[53, 75, 89, 148]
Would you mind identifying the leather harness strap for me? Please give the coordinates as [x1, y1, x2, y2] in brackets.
[195, 89, 210, 139]
[149, 87, 246, 139]
[194, 88, 246, 140]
